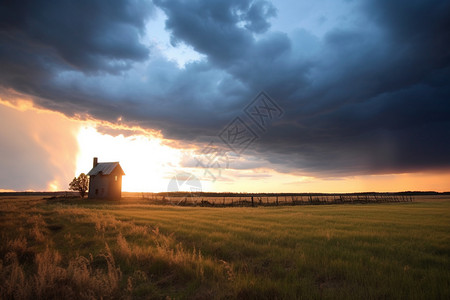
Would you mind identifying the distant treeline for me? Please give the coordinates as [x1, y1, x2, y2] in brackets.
[136, 191, 449, 198]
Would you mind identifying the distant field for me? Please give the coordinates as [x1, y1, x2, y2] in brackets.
[0, 195, 449, 299]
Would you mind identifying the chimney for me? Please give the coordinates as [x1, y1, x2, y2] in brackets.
[93, 157, 98, 168]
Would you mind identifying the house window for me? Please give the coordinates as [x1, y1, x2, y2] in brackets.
[115, 176, 118, 182]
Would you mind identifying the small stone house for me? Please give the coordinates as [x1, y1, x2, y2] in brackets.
[87, 157, 125, 199]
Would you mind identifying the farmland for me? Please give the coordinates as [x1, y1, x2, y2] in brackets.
[0, 194, 449, 299]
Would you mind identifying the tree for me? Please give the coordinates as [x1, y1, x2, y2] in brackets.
[69, 173, 89, 198]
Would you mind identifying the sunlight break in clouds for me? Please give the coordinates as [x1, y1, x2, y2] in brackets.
[75, 126, 184, 192]
[142, 7, 205, 68]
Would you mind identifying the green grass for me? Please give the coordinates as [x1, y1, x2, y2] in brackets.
[0, 196, 449, 299]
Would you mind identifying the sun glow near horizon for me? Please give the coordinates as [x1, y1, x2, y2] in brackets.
[75, 126, 186, 192]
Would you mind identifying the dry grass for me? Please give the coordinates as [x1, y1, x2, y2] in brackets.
[0, 196, 231, 299]
[0, 233, 123, 299]
[0, 195, 449, 299]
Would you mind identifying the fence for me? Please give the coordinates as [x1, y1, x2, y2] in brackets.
[139, 193, 414, 207]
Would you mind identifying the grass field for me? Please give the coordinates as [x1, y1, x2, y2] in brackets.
[0, 195, 449, 299]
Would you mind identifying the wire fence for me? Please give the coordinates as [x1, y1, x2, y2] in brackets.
[139, 193, 414, 207]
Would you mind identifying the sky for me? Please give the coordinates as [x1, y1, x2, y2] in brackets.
[0, 0, 449, 193]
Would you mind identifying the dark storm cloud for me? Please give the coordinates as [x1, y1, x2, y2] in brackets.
[0, 0, 449, 177]
[153, 0, 450, 175]
[0, 0, 153, 74]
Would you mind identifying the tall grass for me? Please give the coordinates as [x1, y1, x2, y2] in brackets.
[0, 197, 233, 299]
[0, 195, 449, 299]
[0, 201, 125, 299]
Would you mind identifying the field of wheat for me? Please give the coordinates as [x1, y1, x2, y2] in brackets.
[0, 194, 449, 299]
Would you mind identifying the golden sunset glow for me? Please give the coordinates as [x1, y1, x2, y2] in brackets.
[0, 99, 80, 192]
[75, 126, 184, 192]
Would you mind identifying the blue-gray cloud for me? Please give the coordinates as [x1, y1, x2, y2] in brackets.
[0, 0, 449, 178]
[0, 0, 153, 72]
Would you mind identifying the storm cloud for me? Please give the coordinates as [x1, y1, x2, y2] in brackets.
[0, 0, 449, 178]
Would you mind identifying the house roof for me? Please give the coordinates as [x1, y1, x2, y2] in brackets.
[87, 162, 125, 176]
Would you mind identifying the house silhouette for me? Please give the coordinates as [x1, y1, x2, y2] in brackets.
[87, 157, 125, 199]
